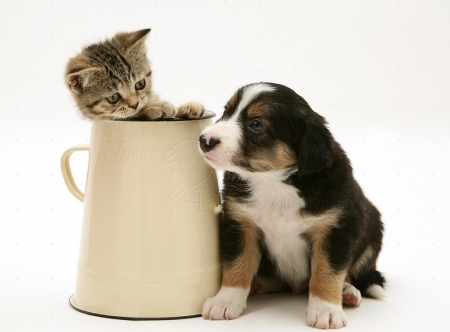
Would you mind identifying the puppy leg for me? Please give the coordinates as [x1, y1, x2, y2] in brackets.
[202, 218, 261, 320]
[307, 237, 347, 329]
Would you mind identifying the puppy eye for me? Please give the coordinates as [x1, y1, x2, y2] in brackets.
[106, 93, 121, 104]
[135, 79, 146, 90]
[249, 120, 265, 132]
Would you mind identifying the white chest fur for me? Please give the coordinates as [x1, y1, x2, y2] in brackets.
[235, 170, 311, 287]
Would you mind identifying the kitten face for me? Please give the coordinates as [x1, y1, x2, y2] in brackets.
[65, 29, 154, 120]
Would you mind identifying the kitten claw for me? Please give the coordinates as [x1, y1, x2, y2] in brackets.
[176, 102, 205, 119]
[142, 101, 176, 120]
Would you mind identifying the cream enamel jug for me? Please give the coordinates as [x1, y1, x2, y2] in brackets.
[60, 114, 221, 320]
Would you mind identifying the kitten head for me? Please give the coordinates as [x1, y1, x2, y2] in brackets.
[65, 29, 153, 120]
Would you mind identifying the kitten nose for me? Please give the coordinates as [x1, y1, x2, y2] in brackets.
[129, 101, 139, 109]
[199, 134, 220, 152]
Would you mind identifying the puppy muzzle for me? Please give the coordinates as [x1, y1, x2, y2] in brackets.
[199, 134, 221, 152]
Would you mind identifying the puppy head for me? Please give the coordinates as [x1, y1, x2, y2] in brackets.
[198, 82, 332, 176]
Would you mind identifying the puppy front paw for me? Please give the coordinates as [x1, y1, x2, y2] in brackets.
[202, 287, 248, 320]
[176, 102, 205, 119]
[306, 296, 347, 329]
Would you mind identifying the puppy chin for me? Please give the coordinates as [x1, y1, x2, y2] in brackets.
[200, 151, 229, 170]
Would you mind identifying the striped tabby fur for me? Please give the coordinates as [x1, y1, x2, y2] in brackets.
[65, 29, 204, 121]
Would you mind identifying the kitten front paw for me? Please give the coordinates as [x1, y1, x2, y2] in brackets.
[144, 101, 176, 120]
[176, 102, 205, 119]
[160, 102, 177, 118]
[306, 296, 347, 329]
[202, 287, 248, 320]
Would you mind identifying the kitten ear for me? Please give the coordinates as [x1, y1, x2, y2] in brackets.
[65, 68, 98, 94]
[114, 28, 151, 50]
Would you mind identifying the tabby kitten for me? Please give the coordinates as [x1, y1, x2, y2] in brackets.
[65, 29, 204, 121]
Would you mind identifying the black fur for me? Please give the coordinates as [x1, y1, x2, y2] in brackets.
[219, 214, 246, 265]
[353, 271, 386, 297]
[222, 171, 252, 203]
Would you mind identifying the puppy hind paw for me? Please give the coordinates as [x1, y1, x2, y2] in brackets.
[176, 102, 205, 119]
[250, 276, 289, 296]
[249, 279, 260, 296]
[342, 282, 361, 307]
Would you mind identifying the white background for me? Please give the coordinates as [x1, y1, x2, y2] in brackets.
[1, 0, 449, 331]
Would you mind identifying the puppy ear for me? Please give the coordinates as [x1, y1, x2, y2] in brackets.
[298, 121, 332, 176]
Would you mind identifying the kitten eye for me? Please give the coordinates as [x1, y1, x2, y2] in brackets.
[249, 120, 265, 132]
[106, 93, 121, 104]
[135, 79, 146, 90]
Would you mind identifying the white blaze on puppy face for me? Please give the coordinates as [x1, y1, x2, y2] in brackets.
[230, 83, 275, 121]
[199, 83, 275, 171]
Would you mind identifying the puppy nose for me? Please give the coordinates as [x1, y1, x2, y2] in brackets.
[199, 134, 220, 152]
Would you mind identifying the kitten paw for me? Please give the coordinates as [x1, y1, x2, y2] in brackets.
[144, 101, 176, 120]
[307, 296, 347, 329]
[176, 102, 205, 119]
[342, 282, 361, 307]
[202, 287, 248, 320]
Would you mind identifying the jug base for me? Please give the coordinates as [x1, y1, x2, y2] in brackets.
[69, 295, 202, 321]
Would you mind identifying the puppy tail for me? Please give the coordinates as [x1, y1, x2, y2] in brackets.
[352, 270, 386, 299]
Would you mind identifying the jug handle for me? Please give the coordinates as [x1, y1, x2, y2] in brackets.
[60, 145, 90, 203]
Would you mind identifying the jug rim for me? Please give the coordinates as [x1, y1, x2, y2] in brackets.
[93, 111, 216, 123]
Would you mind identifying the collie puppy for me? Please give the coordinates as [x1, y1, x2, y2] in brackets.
[198, 83, 385, 329]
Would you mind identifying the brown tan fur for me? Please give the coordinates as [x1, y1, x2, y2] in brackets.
[309, 241, 347, 304]
[246, 102, 271, 118]
[247, 140, 297, 171]
[222, 200, 263, 289]
[304, 208, 345, 304]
